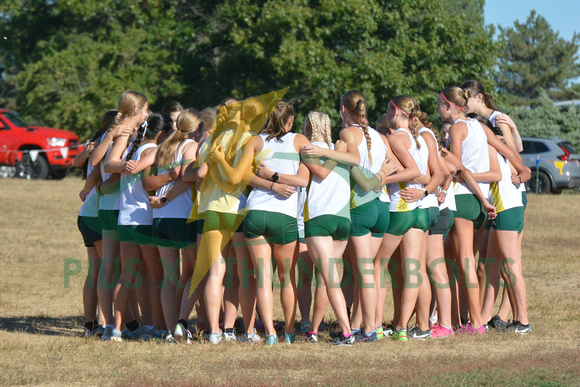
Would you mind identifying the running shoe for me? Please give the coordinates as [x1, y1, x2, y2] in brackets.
[164, 333, 176, 343]
[408, 326, 430, 340]
[139, 326, 156, 340]
[223, 331, 237, 342]
[331, 333, 355, 346]
[392, 328, 407, 342]
[101, 326, 114, 341]
[354, 329, 377, 343]
[265, 334, 277, 346]
[513, 322, 531, 334]
[282, 332, 295, 344]
[488, 315, 508, 333]
[240, 332, 262, 343]
[300, 320, 311, 334]
[430, 324, 454, 338]
[383, 324, 395, 338]
[93, 325, 105, 338]
[207, 332, 223, 345]
[306, 331, 318, 344]
[122, 326, 141, 341]
[375, 326, 384, 340]
[81, 327, 93, 338]
[459, 323, 486, 335]
[107, 328, 122, 342]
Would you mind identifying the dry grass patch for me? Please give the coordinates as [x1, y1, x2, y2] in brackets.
[0, 178, 579, 385]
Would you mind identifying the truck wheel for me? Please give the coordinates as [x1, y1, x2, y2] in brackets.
[17, 153, 50, 179]
[526, 170, 552, 194]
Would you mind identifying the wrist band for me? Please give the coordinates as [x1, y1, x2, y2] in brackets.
[440, 190, 447, 194]
[270, 182, 275, 191]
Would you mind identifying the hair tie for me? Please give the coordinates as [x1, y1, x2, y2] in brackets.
[390, 100, 410, 117]
[440, 92, 465, 112]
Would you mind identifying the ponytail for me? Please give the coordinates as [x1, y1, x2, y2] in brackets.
[342, 90, 371, 162]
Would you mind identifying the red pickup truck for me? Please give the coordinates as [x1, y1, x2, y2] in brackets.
[0, 109, 82, 179]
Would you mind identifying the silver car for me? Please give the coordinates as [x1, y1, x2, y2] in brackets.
[521, 137, 580, 194]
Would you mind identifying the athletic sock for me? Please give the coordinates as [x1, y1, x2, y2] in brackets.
[178, 319, 189, 330]
[126, 320, 139, 332]
[225, 328, 235, 335]
[307, 331, 317, 336]
[364, 330, 374, 337]
[84, 320, 96, 331]
[351, 328, 361, 335]
[440, 325, 452, 331]
[143, 325, 155, 331]
[343, 332, 352, 338]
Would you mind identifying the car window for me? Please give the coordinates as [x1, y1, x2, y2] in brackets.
[3, 112, 29, 127]
[521, 140, 535, 154]
[559, 142, 577, 155]
[534, 142, 550, 153]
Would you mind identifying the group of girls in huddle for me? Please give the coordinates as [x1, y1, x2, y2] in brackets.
[74, 81, 531, 347]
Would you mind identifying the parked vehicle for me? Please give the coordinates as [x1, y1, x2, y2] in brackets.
[0, 109, 82, 179]
[520, 137, 580, 194]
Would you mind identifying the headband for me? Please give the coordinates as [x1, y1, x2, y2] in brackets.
[390, 100, 410, 117]
[440, 92, 465, 111]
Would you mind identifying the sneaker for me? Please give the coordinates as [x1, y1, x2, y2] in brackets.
[175, 324, 194, 344]
[488, 315, 508, 333]
[206, 332, 223, 345]
[354, 329, 377, 343]
[392, 328, 407, 342]
[300, 320, 311, 334]
[459, 323, 486, 335]
[153, 329, 168, 340]
[122, 326, 141, 341]
[81, 327, 93, 338]
[282, 332, 295, 344]
[376, 327, 384, 340]
[265, 334, 277, 346]
[240, 332, 262, 343]
[223, 331, 237, 342]
[429, 315, 438, 327]
[164, 333, 176, 343]
[331, 332, 355, 346]
[101, 326, 114, 341]
[513, 322, 531, 334]
[306, 331, 318, 344]
[430, 324, 454, 338]
[408, 326, 430, 340]
[383, 324, 395, 338]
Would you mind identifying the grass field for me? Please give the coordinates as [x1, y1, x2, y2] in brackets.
[0, 177, 579, 385]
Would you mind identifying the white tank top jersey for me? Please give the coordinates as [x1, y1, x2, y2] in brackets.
[452, 118, 490, 198]
[199, 130, 253, 215]
[389, 128, 423, 212]
[297, 187, 306, 232]
[97, 133, 123, 211]
[417, 128, 439, 209]
[304, 141, 350, 222]
[489, 153, 523, 212]
[246, 132, 300, 218]
[79, 162, 99, 217]
[118, 142, 157, 226]
[441, 181, 457, 212]
[153, 139, 194, 219]
[351, 125, 382, 208]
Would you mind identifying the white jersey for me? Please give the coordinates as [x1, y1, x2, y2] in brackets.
[417, 128, 439, 209]
[441, 181, 457, 212]
[297, 187, 306, 232]
[79, 162, 99, 217]
[98, 133, 122, 211]
[489, 153, 523, 212]
[304, 141, 350, 221]
[452, 118, 490, 198]
[351, 125, 383, 208]
[389, 128, 423, 212]
[246, 132, 300, 218]
[118, 143, 157, 226]
[153, 139, 195, 219]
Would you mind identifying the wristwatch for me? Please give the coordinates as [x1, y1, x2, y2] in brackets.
[271, 172, 279, 182]
[160, 196, 168, 204]
[423, 189, 429, 197]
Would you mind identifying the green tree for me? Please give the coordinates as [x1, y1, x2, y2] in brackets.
[505, 89, 580, 150]
[440, 0, 485, 27]
[211, 0, 498, 136]
[497, 10, 580, 107]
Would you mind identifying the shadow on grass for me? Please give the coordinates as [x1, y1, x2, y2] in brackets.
[0, 315, 82, 336]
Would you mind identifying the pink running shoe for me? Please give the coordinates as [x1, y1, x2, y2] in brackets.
[430, 324, 454, 338]
[458, 323, 486, 335]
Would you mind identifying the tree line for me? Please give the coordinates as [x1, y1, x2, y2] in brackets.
[0, 1, 578, 148]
